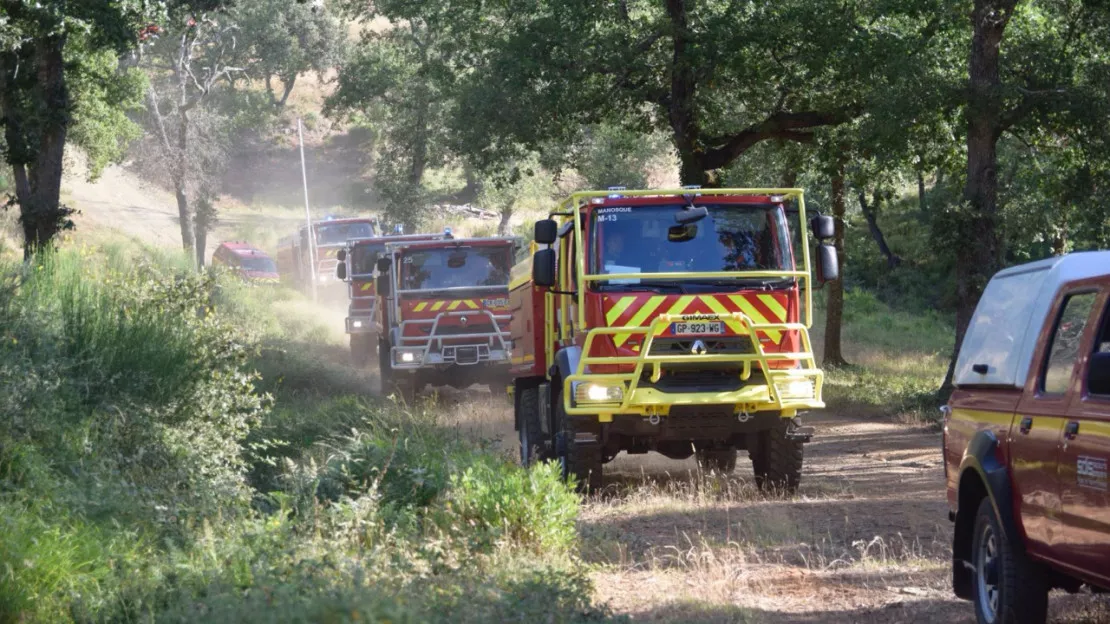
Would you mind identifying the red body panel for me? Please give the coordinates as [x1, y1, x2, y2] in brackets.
[945, 275, 1110, 590]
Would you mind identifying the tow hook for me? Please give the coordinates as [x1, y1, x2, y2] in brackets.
[737, 411, 752, 423]
[646, 414, 661, 426]
[786, 425, 815, 442]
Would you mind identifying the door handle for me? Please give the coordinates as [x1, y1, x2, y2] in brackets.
[1065, 421, 1079, 440]
[1019, 417, 1033, 434]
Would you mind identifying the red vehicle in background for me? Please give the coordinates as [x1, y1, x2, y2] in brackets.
[275, 216, 378, 302]
[212, 241, 279, 283]
[335, 231, 448, 367]
[943, 251, 1110, 624]
[373, 236, 518, 397]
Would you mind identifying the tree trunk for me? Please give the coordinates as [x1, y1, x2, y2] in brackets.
[664, 0, 707, 187]
[1, 35, 73, 259]
[278, 74, 297, 107]
[944, 0, 1016, 391]
[175, 110, 196, 261]
[917, 168, 927, 215]
[824, 158, 848, 367]
[497, 202, 513, 236]
[857, 190, 901, 268]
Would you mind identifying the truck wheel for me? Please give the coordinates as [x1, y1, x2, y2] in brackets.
[350, 334, 373, 368]
[378, 340, 393, 390]
[971, 497, 1048, 624]
[696, 448, 738, 474]
[750, 418, 803, 493]
[554, 396, 602, 493]
[518, 386, 552, 466]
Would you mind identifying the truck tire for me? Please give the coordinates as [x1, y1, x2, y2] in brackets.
[554, 396, 602, 493]
[350, 334, 374, 368]
[378, 339, 393, 390]
[696, 448, 738, 474]
[750, 418, 803, 493]
[970, 497, 1048, 624]
[518, 386, 552, 466]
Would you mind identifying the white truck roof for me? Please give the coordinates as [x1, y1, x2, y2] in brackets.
[954, 251, 1110, 388]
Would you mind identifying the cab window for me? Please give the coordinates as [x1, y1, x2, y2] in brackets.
[1042, 292, 1098, 394]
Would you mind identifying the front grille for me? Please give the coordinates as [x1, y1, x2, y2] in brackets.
[648, 336, 754, 356]
[421, 324, 497, 336]
[642, 370, 767, 394]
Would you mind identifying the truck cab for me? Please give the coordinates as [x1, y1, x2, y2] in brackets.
[375, 236, 517, 397]
[276, 216, 378, 302]
[510, 188, 838, 492]
[212, 240, 279, 283]
[334, 232, 447, 367]
[944, 251, 1110, 624]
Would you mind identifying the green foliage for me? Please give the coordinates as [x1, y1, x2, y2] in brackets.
[571, 125, 671, 190]
[67, 42, 147, 180]
[447, 460, 579, 554]
[232, 0, 347, 107]
[0, 243, 601, 623]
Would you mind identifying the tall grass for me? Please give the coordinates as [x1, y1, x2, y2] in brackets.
[0, 244, 604, 623]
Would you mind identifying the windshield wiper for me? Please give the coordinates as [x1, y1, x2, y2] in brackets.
[598, 281, 686, 293]
[685, 278, 795, 291]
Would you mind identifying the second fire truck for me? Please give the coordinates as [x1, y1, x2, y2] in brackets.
[373, 235, 518, 397]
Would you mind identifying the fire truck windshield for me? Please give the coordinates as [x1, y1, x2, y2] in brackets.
[240, 256, 277, 273]
[591, 203, 793, 286]
[400, 246, 511, 291]
[350, 243, 385, 276]
[315, 222, 374, 245]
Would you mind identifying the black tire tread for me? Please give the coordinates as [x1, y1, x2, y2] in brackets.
[971, 497, 1048, 624]
[751, 418, 803, 493]
[518, 386, 553, 465]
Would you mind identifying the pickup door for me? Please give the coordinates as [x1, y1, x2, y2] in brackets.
[1055, 288, 1110, 588]
[1013, 291, 1098, 556]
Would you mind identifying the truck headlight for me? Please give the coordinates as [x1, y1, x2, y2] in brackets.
[776, 379, 815, 400]
[352, 320, 363, 329]
[575, 382, 624, 404]
[395, 349, 422, 364]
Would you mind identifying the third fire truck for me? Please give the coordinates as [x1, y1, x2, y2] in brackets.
[276, 216, 378, 302]
[510, 187, 839, 492]
[335, 231, 448, 366]
[374, 236, 518, 397]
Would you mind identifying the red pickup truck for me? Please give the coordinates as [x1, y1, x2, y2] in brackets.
[944, 251, 1110, 624]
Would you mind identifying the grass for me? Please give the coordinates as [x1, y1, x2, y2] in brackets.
[0, 244, 611, 623]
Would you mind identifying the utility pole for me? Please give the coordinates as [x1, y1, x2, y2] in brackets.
[298, 117, 318, 302]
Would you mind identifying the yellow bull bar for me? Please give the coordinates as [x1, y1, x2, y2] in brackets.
[562, 310, 824, 420]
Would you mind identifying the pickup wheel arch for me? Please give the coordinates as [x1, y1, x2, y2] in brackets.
[952, 428, 1021, 601]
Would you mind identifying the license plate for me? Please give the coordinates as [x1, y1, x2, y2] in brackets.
[671, 321, 723, 336]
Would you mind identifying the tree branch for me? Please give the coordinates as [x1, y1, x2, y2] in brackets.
[701, 108, 856, 169]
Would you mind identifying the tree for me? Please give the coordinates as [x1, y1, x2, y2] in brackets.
[940, 0, 1110, 388]
[233, 0, 346, 108]
[0, 0, 143, 258]
[141, 8, 241, 267]
[367, 0, 945, 186]
[326, 19, 453, 228]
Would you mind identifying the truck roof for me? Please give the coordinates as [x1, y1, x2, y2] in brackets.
[219, 241, 271, 258]
[581, 193, 785, 209]
[348, 233, 446, 248]
[955, 250, 1110, 388]
[388, 237, 519, 252]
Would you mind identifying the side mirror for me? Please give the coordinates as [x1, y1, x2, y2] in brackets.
[816, 244, 839, 283]
[376, 257, 392, 273]
[534, 219, 558, 245]
[1089, 352, 1110, 395]
[336, 249, 347, 262]
[811, 214, 835, 241]
[376, 273, 392, 297]
[533, 248, 557, 287]
[336, 262, 347, 281]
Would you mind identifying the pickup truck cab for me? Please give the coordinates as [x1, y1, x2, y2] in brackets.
[944, 251, 1110, 624]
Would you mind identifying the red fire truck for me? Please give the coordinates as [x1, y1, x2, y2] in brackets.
[335, 231, 448, 367]
[373, 236, 518, 397]
[509, 187, 839, 492]
[275, 216, 378, 302]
